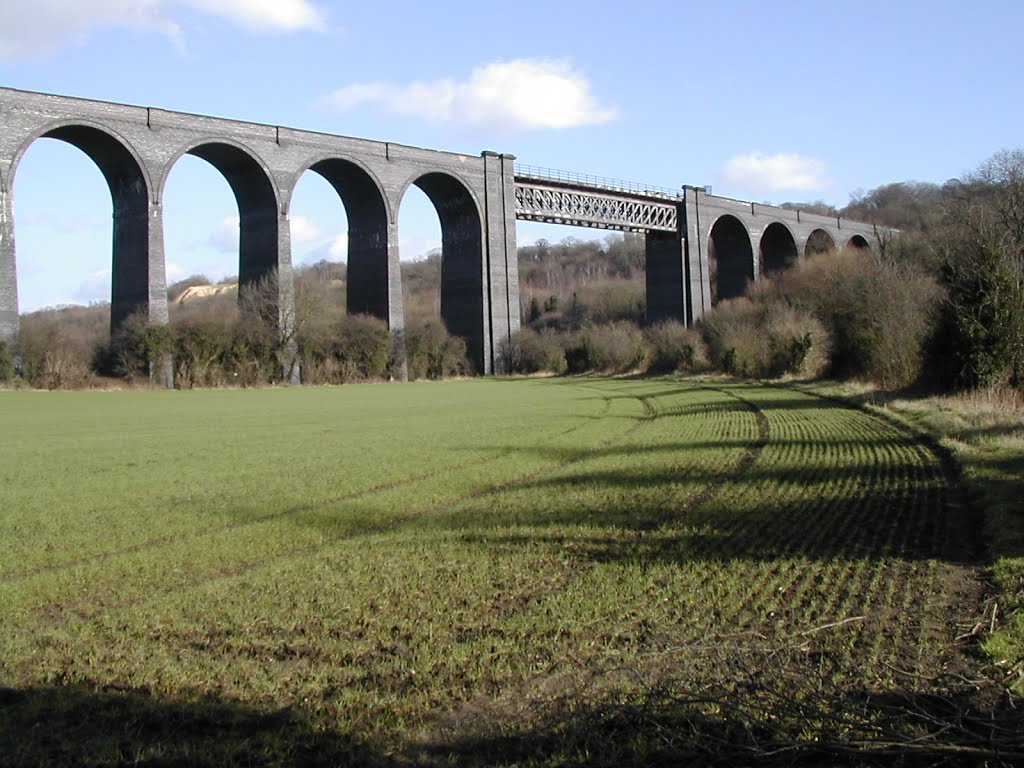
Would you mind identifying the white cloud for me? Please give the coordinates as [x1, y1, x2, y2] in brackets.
[206, 216, 239, 254]
[181, 0, 325, 33]
[0, 0, 324, 62]
[74, 268, 112, 303]
[722, 152, 830, 193]
[289, 214, 321, 244]
[294, 230, 347, 264]
[328, 232, 347, 260]
[165, 260, 188, 280]
[399, 234, 440, 262]
[324, 58, 618, 132]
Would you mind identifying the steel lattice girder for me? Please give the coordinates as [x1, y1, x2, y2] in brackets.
[513, 182, 678, 232]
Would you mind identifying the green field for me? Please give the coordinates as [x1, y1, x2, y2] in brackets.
[0, 378, 1009, 765]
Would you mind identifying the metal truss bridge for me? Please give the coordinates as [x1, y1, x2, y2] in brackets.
[513, 165, 681, 233]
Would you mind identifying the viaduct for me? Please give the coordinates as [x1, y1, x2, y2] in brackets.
[0, 87, 884, 381]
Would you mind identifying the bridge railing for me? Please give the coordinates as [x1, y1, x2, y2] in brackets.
[513, 164, 682, 200]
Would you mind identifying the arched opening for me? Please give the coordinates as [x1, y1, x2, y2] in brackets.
[804, 228, 835, 257]
[400, 173, 484, 372]
[162, 143, 292, 385]
[178, 143, 280, 292]
[12, 125, 151, 332]
[846, 234, 871, 251]
[162, 154, 240, 297]
[398, 185, 442, 324]
[759, 222, 798, 279]
[708, 215, 753, 304]
[286, 169, 350, 347]
[302, 159, 392, 325]
[11, 139, 112, 315]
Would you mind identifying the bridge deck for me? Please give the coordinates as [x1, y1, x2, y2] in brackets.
[513, 173, 680, 232]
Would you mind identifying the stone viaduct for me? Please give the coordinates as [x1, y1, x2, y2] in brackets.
[0, 87, 885, 381]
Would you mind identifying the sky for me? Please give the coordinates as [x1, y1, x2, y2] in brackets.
[2, 0, 1023, 311]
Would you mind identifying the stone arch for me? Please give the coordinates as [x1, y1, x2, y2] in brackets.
[291, 156, 396, 327]
[759, 221, 799, 279]
[846, 234, 871, 250]
[804, 228, 835, 257]
[708, 214, 754, 304]
[161, 138, 281, 291]
[11, 120, 155, 333]
[400, 171, 485, 371]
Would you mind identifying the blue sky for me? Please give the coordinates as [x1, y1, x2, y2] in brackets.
[2, 0, 1022, 311]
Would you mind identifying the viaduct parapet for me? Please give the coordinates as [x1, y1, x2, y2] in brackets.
[0, 87, 886, 382]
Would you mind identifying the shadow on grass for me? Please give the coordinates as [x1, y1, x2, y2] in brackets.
[0, 684, 394, 768]
[419, 684, 1024, 767]
[970, 450, 1024, 558]
[434, 455, 980, 566]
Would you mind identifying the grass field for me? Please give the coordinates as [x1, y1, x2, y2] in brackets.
[0, 377, 1017, 766]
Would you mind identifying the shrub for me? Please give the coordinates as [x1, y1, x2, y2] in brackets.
[931, 239, 1024, 389]
[644, 321, 707, 374]
[700, 298, 829, 379]
[763, 303, 831, 378]
[95, 312, 175, 381]
[169, 300, 237, 388]
[224, 311, 280, 387]
[404, 320, 470, 380]
[778, 249, 940, 388]
[0, 341, 14, 381]
[332, 314, 393, 382]
[564, 322, 645, 374]
[18, 316, 95, 389]
[502, 328, 567, 375]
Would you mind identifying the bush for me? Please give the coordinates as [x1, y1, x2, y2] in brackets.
[171, 310, 233, 388]
[502, 328, 567, 375]
[18, 316, 96, 389]
[0, 341, 14, 381]
[333, 314, 393, 382]
[298, 312, 394, 385]
[564, 322, 645, 374]
[700, 298, 829, 379]
[404, 320, 470, 380]
[94, 312, 175, 381]
[644, 321, 707, 374]
[778, 249, 940, 388]
[224, 312, 280, 387]
[931, 239, 1024, 389]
